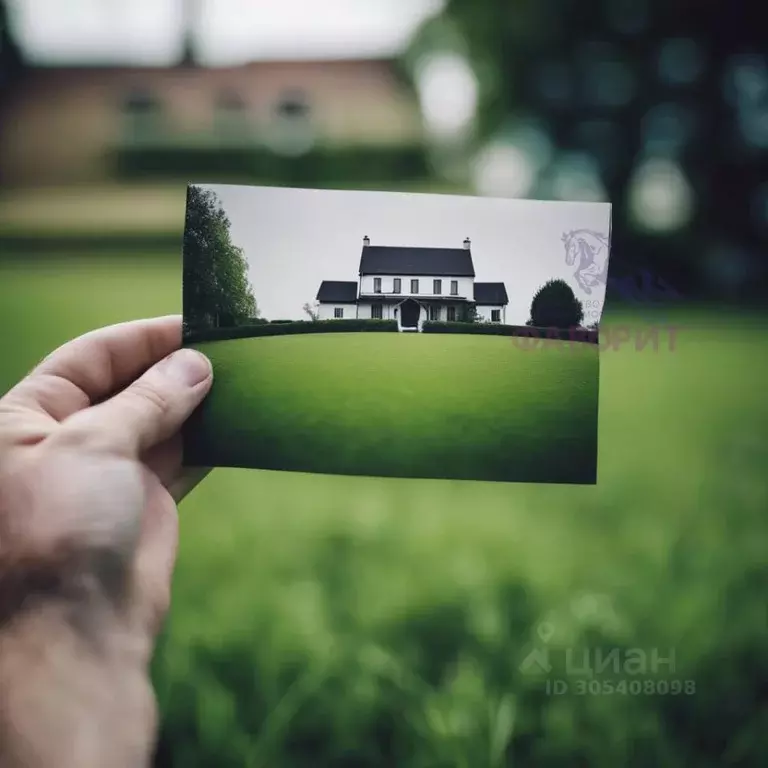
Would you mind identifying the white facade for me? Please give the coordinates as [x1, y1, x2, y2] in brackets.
[476, 305, 506, 323]
[316, 238, 507, 331]
[359, 274, 474, 300]
[317, 302, 357, 320]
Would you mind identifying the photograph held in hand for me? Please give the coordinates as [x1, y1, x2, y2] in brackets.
[182, 183, 612, 484]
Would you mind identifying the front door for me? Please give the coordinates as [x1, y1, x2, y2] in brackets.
[400, 299, 420, 329]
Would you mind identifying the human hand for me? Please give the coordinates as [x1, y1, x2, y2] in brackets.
[0, 316, 212, 768]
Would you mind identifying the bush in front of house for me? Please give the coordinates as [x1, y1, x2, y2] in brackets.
[185, 319, 398, 343]
[422, 321, 598, 343]
[269, 319, 295, 324]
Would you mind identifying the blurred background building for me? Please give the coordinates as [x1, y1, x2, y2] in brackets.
[1, 0, 766, 305]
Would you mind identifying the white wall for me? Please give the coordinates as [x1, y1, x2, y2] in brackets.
[360, 274, 474, 299]
[318, 303, 357, 320]
[476, 305, 506, 323]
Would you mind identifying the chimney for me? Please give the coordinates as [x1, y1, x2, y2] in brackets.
[463, 237, 471, 250]
[363, 235, 370, 247]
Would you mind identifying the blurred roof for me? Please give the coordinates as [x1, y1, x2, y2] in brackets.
[7, 0, 443, 66]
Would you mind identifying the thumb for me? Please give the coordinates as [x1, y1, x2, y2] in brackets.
[58, 348, 213, 458]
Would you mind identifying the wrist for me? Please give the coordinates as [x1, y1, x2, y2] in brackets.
[0, 544, 156, 767]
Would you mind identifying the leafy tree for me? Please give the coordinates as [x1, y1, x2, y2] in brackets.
[183, 185, 258, 332]
[458, 302, 479, 323]
[528, 279, 584, 328]
[303, 301, 320, 321]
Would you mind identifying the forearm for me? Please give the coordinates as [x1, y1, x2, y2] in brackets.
[0, 548, 157, 768]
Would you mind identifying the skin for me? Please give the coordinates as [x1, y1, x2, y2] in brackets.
[0, 316, 213, 768]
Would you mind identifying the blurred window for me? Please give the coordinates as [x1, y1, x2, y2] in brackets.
[276, 89, 311, 120]
[267, 89, 315, 156]
[215, 90, 248, 140]
[334, 307, 343, 318]
[121, 89, 163, 144]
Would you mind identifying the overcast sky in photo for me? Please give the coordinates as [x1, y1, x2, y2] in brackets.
[201, 184, 612, 325]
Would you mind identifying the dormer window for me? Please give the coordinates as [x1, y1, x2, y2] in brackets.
[374, 277, 381, 293]
[393, 278, 401, 293]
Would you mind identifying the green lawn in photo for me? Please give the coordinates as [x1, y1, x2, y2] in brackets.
[184, 332, 599, 484]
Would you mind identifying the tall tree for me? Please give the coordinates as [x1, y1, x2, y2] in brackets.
[0, 0, 24, 95]
[183, 185, 258, 333]
[528, 278, 584, 328]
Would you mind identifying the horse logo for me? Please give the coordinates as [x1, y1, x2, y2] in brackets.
[562, 229, 610, 295]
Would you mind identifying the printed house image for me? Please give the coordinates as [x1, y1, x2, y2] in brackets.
[316, 237, 509, 331]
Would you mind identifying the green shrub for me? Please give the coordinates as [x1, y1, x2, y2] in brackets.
[528, 279, 585, 328]
[184, 319, 398, 343]
[421, 322, 598, 343]
[113, 144, 431, 184]
[269, 319, 295, 324]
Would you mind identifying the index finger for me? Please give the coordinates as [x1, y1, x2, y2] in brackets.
[2, 315, 184, 427]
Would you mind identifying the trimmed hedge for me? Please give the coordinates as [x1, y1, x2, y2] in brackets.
[269, 319, 294, 324]
[184, 319, 398, 343]
[421, 322, 599, 344]
[114, 144, 430, 184]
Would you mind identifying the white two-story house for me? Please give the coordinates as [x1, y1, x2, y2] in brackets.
[316, 236, 508, 331]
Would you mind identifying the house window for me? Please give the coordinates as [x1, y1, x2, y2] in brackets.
[393, 278, 401, 293]
[447, 306, 457, 321]
[411, 279, 419, 294]
[374, 277, 382, 294]
[334, 307, 344, 318]
[433, 279, 442, 294]
[491, 309, 501, 322]
[429, 305, 441, 321]
[371, 304, 383, 319]
[450, 280, 458, 295]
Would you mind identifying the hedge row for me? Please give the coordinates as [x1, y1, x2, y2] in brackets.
[114, 144, 430, 184]
[184, 319, 398, 343]
[421, 322, 599, 343]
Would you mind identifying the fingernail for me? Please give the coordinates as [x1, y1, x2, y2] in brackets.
[164, 348, 212, 387]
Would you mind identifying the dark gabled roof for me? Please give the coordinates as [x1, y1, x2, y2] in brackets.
[474, 282, 508, 305]
[316, 280, 358, 303]
[359, 246, 475, 277]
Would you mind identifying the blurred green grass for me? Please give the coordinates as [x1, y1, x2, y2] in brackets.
[186, 333, 598, 484]
[2, 252, 768, 766]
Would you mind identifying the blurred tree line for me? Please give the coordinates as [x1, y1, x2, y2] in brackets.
[422, 0, 768, 303]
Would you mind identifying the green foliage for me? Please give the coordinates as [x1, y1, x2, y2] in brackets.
[457, 302, 479, 323]
[528, 279, 584, 329]
[114, 145, 431, 185]
[183, 185, 258, 333]
[184, 319, 398, 343]
[422, 321, 597, 342]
